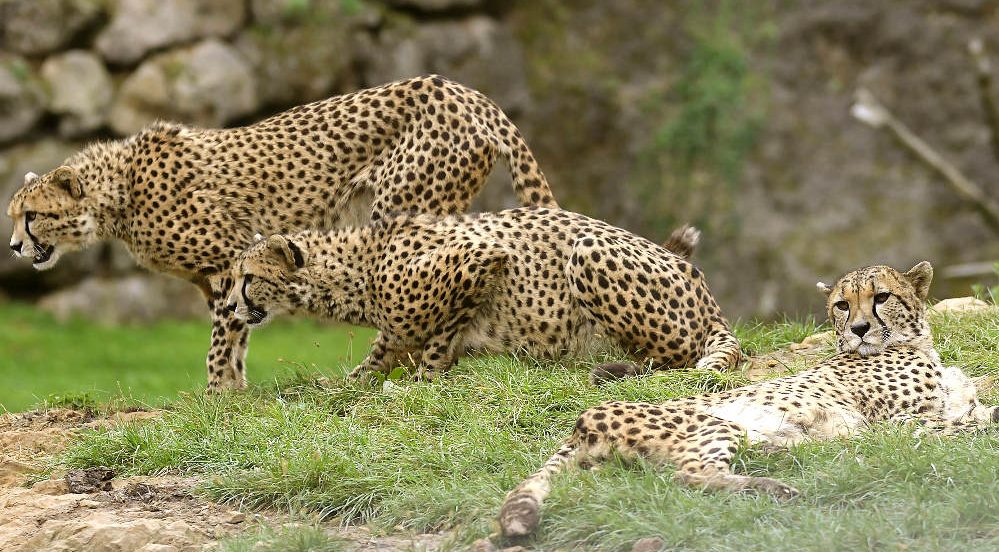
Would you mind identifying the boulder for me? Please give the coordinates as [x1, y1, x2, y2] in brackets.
[235, 3, 355, 106]
[360, 15, 532, 115]
[96, 0, 246, 65]
[20, 512, 207, 552]
[40, 50, 114, 137]
[0, 54, 44, 143]
[0, 0, 103, 56]
[109, 39, 259, 135]
[380, 0, 483, 11]
[38, 274, 207, 325]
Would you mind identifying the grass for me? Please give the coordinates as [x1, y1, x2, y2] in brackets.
[48, 306, 999, 550]
[0, 302, 375, 412]
[218, 525, 346, 552]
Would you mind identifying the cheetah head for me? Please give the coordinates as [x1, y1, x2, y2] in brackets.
[226, 235, 311, 327]
[7, 167, 99, 270]
[228, 233, 369, 326]
[817, 261, 933, 357]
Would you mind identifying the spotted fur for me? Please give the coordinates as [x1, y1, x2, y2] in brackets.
[226, 207, 741, 382]
[498, 261, 998, 538]
[6, 75, 558, 391]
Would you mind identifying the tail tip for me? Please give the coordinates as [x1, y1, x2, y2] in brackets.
[590, 362, 642, 384]
[499, 495, 541, 537]
[662, 224, 700, 260]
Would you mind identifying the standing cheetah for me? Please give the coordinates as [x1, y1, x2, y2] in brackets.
[498, 261, 998, 537]
[6, 75, 558, 391]
[225, 207, 742, 381]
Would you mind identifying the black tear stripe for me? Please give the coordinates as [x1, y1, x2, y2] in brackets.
[24, 216, 41, 245]
[871, 279, 888, 331]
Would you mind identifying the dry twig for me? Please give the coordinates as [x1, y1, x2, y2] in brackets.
[851, 88, 999, 233]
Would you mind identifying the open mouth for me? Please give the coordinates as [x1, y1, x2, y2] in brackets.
[32, 244, 55, 265]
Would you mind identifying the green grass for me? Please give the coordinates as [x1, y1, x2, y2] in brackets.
[50, 307, 999, 550]
[219, 525, 346, 552]
[0, 302, 375, 412]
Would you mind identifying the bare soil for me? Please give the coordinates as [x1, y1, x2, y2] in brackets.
[0, 409, 446, 552]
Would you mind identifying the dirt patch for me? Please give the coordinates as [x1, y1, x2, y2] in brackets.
[0, 408, 446, 551]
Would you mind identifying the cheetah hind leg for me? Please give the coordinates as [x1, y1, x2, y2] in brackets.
[413, 243, 509, 381]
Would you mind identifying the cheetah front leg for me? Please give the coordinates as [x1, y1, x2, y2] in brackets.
[672, 421, 799, 500]
[347, 332, 413, 380]
[204, 275, 249, 392]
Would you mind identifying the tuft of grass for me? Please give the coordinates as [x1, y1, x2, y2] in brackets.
[219, 524, 346, 552]
[56, 306, 999, 550]
[733, 317, 826, 356]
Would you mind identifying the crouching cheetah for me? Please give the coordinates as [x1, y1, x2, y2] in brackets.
[498, 261, 998, 537]
[225, 207, 741, 381]
[6, 75, 558, 391]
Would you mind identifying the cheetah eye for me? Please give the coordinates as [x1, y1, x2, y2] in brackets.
[874, 292, 890, 304]
[24, 211, 36, 223]
[834, 300, 849, 311]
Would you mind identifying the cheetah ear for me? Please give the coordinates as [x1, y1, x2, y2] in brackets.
[23, 172, 38, 186]
[265, 235, 307, 270]
[52, 166, 83, 200]
[816, 282, 833, 295]
[903, 261, 933, 300]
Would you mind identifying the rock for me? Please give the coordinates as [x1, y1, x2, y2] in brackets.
[470, 537, 497, 552]
[234, 3, 354, 106]
[65, 467, 115, 493]
[0, 54, 44, 143]
[0, 0, 103, 56]
[109, 39, 259, 135]
[631, 537, 666, 552]
[223, 511, 245, 524]
[788, 330, 834, 352]
[31, 478, 70, 495]
[929, 296, 995, 316]
[40, 50, 114, 137]
[360, 15, 531, 115]
[20, 512, 206, 552]
[382, 0, 483, 11]
[137, 544, 181, 552]
[38, 274, 207, 325]
[96, 0, 246, 65]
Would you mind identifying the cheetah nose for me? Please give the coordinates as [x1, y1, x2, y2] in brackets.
[10, 242, 21, 253]
[851, 321, 871, 337]
[224, 303, 237, 314]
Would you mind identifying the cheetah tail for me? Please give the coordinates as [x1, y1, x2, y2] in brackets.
[496, 128, 560, 209]
[661, 224, 700, 260]
[695, 319, 744, 372]
[498, 439, 578, 538]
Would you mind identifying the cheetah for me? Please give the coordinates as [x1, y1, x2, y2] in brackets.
[6, 75, 558, 391]
[225, 207, 741, 381]
[498, 261, 998, 538]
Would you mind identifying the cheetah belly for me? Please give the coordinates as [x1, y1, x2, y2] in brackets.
[459, 296, 602, 359]
[706, 398, 809, 447]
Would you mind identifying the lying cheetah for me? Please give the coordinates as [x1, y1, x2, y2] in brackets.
[498, 261, 998, 537]
[225, 207, 741, 381]
[6, 75, 558, 391]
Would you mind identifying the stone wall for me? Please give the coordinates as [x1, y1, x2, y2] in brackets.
[2, 0, 998, 320]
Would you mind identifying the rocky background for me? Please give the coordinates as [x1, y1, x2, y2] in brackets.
[1, 0, 998, 321]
